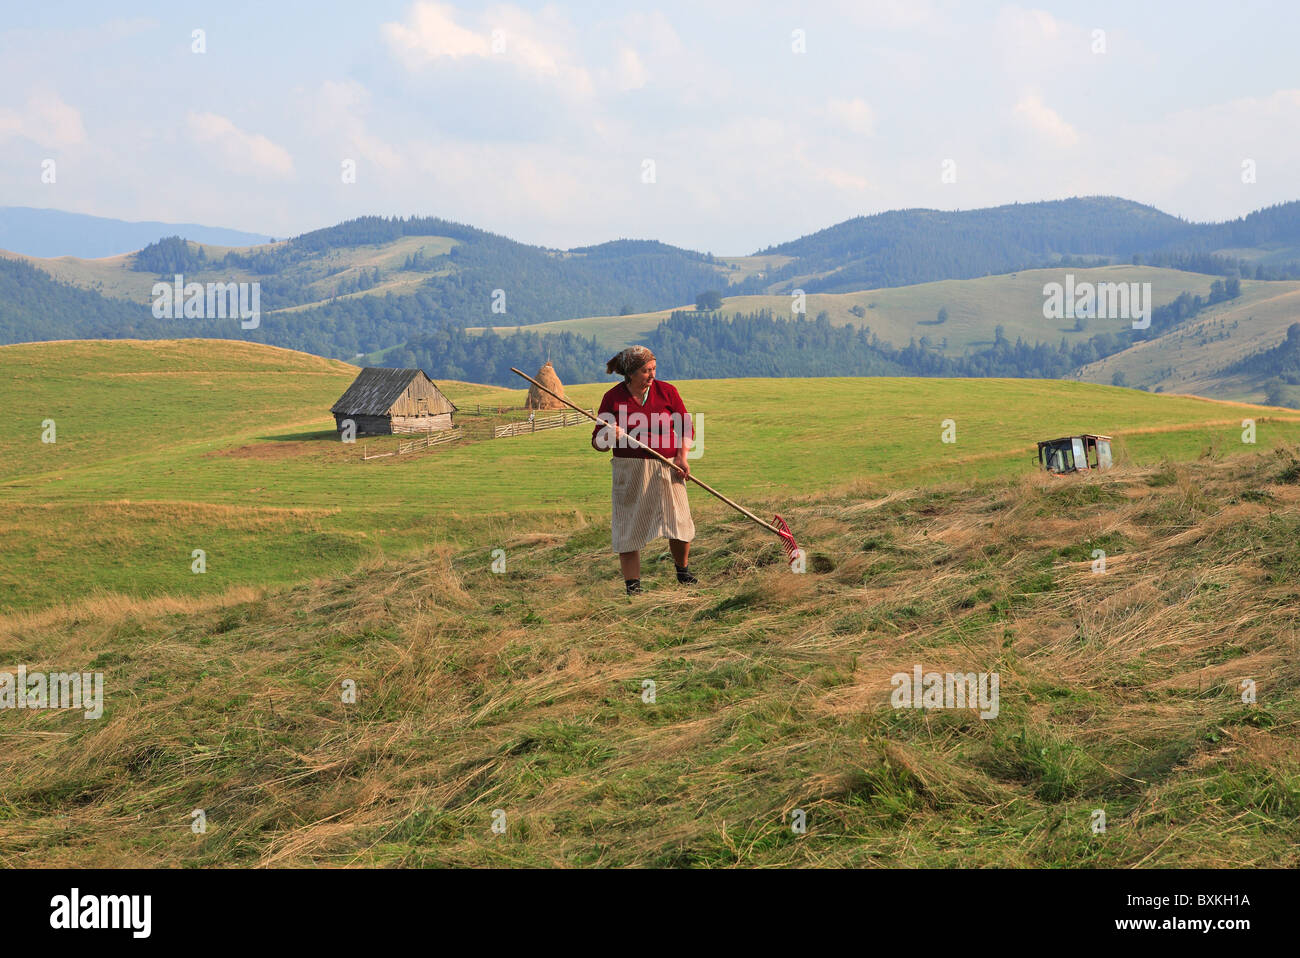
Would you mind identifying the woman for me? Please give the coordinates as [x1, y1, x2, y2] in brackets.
[591, 345, 697, 595]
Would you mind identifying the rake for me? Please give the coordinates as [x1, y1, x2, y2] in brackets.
[509, 367, 801, 565]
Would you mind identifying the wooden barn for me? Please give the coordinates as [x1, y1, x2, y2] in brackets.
[330, 368, 458, 436]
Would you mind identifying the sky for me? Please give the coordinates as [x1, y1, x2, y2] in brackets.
[1, 0, 1297, 253]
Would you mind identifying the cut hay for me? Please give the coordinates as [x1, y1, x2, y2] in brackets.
[525, 361, 567, 410]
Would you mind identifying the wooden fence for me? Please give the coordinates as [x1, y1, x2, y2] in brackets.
[400, 428, 463, 453]
[362, 427, 463, 460]
[493, 410, 593, 439]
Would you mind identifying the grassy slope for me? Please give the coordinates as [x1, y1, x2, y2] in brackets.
[13, 238, 1273, 403]
[0, 249, 146, 300]
[1075, 281, 1300, 401]
[713, 254, 796, 286]
[5, 339, 1300, 613]
[3, 446, 1300, 866]
[467, 266, 1219, 354]
[0, 236, 459, 312]
[263, 236, 458, 313]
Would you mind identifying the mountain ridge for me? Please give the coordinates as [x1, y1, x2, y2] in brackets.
[4, 195, 1300, 403]
[0, 206, 272, 259]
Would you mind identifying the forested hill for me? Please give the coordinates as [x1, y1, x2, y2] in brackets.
[392, 277, 1242, 388]
[207, 215, 726, 325]
[756, 197, 1300, 293]
[6, 198, 1300, 377]
[1177, 201, 1300, 252]
[0, 257, 154, 342]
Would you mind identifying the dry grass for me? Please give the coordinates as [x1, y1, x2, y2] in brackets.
[3, 447, 1300, 867]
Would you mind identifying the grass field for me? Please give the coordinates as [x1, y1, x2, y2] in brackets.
[5, 339, 1300, 614]
[466, 266, 1222, 354]
[4, 434, 1300, 866]
[1075, 280, 1300, 401]
[5, 338, 1300, 867]
[1, 235, 460, 313]
[713, 253, 796, 286]
[0, 249, 160, 302]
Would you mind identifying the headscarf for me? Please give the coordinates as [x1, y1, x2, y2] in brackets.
[605, 345, 655, 378]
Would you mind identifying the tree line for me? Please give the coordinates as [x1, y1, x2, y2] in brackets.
[372, 281, 1240, 387]
[127, 218, 729, 329]
[750, 197, 1300, 294]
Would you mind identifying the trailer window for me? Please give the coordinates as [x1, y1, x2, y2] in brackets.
[1045, 441, 1073, 473]
[1072, 437, 1088, 469]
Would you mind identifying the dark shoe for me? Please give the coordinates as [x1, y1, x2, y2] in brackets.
[625, 578, 643, 595]
[675, 565, 698, 585]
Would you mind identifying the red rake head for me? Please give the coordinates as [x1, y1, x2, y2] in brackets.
[772, 514, 800, 565]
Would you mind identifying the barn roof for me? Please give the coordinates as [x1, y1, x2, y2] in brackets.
[330, 368, 458, 416]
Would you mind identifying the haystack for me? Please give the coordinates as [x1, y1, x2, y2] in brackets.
[526, 361, 567, 410]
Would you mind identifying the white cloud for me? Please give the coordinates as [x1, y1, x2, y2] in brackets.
[1000, 6, 1061, 43]
[824, 97, 875, 136]
[0, 91, 86, 148]
[383, 1, 491, 65]
[616, 47, 647, 90]
[1130, 88, 1300, 216]
[596, 9, 729, 109]
[307, 81, 403, 173]
[411, 137, 591, 228]
[619, 11, 684, 56]
[993, 6, 1095, 76]
[383, 2, 592, 96]
[186, 111, 295, 178]
[812, 163, 871, 192]
[1013, 92, 1079, 147]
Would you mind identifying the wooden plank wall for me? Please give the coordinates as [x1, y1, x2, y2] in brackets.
[336, 413, 454, 435]
[389, 376, 456, 416]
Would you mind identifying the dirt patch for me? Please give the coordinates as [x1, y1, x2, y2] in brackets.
[208, 442, 311, 460]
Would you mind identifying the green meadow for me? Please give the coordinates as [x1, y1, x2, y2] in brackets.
[2, 235, 461, 312]
[4, 338, 1300, 868]
[1077, 279, 1300, 401]
[467, 265, 1221, 354]
[6, 418, 1300, 867]
[4, 338, 1300, 612]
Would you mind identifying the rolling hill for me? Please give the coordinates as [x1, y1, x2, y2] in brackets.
[0, 218, 731, 331]
[466, 265, 1225, 355]
[5, 197, 1300, 362]
[757, 196, 1300, 294]
[3, 199, 1300, 401]
[1074, 280, 1300, 401]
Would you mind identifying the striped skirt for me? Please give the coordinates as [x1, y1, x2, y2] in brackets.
[610, 456, 695, 553]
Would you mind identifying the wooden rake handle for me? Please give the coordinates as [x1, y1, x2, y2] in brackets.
[508, 368, 788, 540]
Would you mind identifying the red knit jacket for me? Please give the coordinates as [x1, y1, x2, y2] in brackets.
[591, 380, 691, 459]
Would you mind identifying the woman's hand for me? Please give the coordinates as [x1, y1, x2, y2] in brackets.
[671, 450, 690, 482]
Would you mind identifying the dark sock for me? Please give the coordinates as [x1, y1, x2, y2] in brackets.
[625, 578, 642, 594]
[675, 564, 698, 584]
